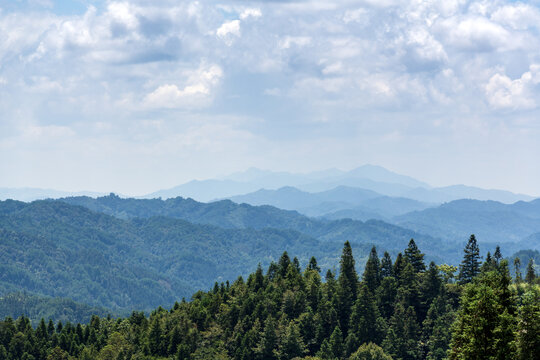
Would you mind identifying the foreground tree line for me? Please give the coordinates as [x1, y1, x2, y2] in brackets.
[0, 236, 538, 360]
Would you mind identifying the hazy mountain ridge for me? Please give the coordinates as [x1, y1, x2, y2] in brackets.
[146, 165, 533, 204]
[2, 165, 533, 205]
[394, 198, 540, 246]
[57, 194, 453, 264]
[229, 186, 434, 219]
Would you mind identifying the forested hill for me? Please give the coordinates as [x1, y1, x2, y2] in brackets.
[1, 240, 538, 360]
[395, 198, 540, 245]
[0, 200, 346, 311]
[58, 194, 454, 263]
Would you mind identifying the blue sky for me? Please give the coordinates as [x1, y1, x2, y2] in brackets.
[1, 0, 540, 196]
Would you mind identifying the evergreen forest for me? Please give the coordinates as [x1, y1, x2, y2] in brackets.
[1, 237, 538, 360]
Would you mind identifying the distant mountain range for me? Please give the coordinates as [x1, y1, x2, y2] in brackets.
[0, 187, 105, 202]
[228, 186, 434, 220]
[145, 165, 533, 204]
[2, 165, 534, 205]
[58, 194, 449, 260]
[394, 199, 540, 246]
[1, 192, 537, 320]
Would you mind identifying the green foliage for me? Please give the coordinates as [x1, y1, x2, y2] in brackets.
[0, 200, 342, 313]
[449, 262, 518, 359]
[349, 342, 392, 360]
[0, 292, 119, 325]
[0, 234, 531, 360]
[457, 234, 481, 284]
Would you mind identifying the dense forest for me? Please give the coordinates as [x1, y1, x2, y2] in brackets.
[1, 237, 538, 360]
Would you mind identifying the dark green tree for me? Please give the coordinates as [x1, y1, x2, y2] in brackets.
[349, 285, 385, 348]
[328, 326, 344, 360]
[308, 256, 321, 273]
[457, 234, 481, 284]
[516, 289, 540, 360]
[525, 259, 536, 284]
[418, 261, 442, 322]
[278, 252, 291, 278]
[277, 322, 304, 360]
[382, 303, 420, 360]
[514, 257, 522, 283]
[494, 245, 502, 264]
[449, 263, 517, 360]
[404, 239, 426, 273]
[393, 253, 406, 279]
[380, 252, 393, 278]
[337, 241, 358, 335]
[363, 246, 381, 294]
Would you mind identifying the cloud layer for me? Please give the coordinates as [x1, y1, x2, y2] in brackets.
[1, 0, 540, 195]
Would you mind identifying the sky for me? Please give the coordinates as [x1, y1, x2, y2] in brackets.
[0, 0, 539, 196]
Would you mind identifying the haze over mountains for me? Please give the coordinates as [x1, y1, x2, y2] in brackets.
[2, 165, 534, 205]
[145, 165, 534, 203]
[1, 164, 539, 320]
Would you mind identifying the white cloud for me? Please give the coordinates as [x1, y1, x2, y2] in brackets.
[2, 0, 540, 194]
[343, 8, 369, 24]
[107, 2, 139, 30]
[491, 4, 540, 30]
[145, 64, 223, 108]
[280, 36, 311, 49]
[216, 19, 240, 42]
[485, 65, 540, 110]
[240, 8, 262, 20]
[439, 16, 511, 51]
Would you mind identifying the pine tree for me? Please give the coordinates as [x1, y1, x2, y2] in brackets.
[278, 252, 291, 277]
[421, 294, 455, 360]
[482, 251, 496, 273]
[256, 317, 277, 360]
[328, 326, 344, 360]
[516, 289, 540, 360]
[382, 303, 420, 360]
[393, 253, 406, 279]
[397, 262, 420, 312]
[308, 256, 321, 273]
[349, 285, 384, 346]
[338, 241, 358, 335]
[363, 246, 381, 293]
[404, 239, 426, 272]
[277, 322, 304, 360]
[525, 259, 536, 284]
[148, 317, 163, 356]
[494, 246, 502, 264]
[418, 261, 442, 322]
[514, 257, 522, 283]
[458, 234, 481, 284]
[380, 252, 393, 278]
[449, 263, 517, 360]
[376, 276, 397, 319]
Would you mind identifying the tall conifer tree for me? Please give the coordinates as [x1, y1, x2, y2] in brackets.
[363, 246, 381, 293]
[404, 239, 426, 273]
[338, 241, 358, 335]
[458, 234, 481, 284]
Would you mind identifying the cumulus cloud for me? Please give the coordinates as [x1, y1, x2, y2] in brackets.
[240, 8, 262, 20]
[491, 4, 540, 30]
[439, 16, 511, 52]
[485, 65, 540, 110]
[144, 64, 223, 108]
[216, 20, 240, 43]
[2, 0, 540, 194]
